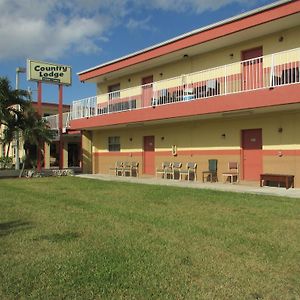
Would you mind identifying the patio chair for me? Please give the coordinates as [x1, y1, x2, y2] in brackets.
[182, 88, 195, 101]
[131, 161, 139, 177]
[156, 162, 172, 179]
[123, 161, 139, 177]
[109, 161, 123, 176]
[222, 162, 239, 184]
[180, 162, 197, 181]
[172, 162, 182, 180]
[123, 161, 132, 177]
[202, 159, 218, 182]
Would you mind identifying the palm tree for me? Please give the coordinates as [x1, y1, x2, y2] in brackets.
[2, 116, 18, 158]
[19, 105, 55, 177]
[0, 77, 30, 168]
[0, 77, 29, 127]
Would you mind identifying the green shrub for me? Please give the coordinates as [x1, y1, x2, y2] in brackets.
[0, 156, 13, 169]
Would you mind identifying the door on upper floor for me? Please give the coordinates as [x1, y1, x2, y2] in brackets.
[142, 75, 153, 108]
[241, 47, 263, 91]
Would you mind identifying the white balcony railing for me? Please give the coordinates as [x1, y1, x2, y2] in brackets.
[71, 47, 300, 120]
[44, 112, 70, 131]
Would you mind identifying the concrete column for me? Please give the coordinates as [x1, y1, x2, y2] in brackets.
[63, 140, 68, 169]
[44, 143, 50, 169]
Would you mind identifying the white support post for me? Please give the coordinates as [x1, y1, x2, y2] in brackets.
[270, 54, 275, 87]
[224, 65, 227, 95]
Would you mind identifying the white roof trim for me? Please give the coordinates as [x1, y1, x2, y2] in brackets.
[78, 0, 293, 76]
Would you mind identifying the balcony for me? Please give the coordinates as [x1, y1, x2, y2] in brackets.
[44, 112, 71, 133]
[71, 48, 300, 121]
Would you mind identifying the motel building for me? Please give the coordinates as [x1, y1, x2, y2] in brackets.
[0, 102, 81, 171]
[42, 103, 81, 171]
[69, 0, 300, 187]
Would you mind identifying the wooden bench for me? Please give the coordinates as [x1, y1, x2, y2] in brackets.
[260, 174, 294, 189]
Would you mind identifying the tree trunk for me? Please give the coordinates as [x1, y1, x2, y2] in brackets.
[19, 154, 26, 178]
[19, 144, 29, 177]
[5, 142, 10, 158]
[4, 142, 11, 168]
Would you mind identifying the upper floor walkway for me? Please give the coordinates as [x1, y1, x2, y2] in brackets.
[44, 112, 70, 132]
[71, 47, 300, 122]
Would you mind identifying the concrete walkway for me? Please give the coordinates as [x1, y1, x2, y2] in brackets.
[76, 173, 300, 199]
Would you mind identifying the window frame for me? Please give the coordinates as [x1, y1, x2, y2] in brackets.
[108, 136, 120, 152]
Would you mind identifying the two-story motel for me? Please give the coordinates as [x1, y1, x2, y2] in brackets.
[69, 0, 300, 186]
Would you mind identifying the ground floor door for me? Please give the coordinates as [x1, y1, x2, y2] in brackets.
[68, 143, 80, 167]
[242, 128, 263, 180]
[143, 136, 155, 175]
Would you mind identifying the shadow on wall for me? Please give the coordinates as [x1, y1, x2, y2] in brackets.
[82, 148, 92, 173]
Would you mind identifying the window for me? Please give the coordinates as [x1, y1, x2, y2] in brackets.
[108, 83, 120, 100]
[108, 136, 120, 152]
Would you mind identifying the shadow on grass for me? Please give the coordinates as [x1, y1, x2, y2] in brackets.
[0, 220, 34, 237]
[35, 232, 80, 243]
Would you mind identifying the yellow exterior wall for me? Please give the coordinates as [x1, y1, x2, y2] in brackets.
[63, 141, 68, 169]
[82, 131, 93, 173]
[97, 25, 300, 99]
[91, 110, 300, 186]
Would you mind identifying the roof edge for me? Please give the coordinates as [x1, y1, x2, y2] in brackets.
[78, 0, 293, 76]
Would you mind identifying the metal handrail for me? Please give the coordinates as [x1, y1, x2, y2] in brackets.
[71, 47, 300, 120]
[44, 112, 70, 130]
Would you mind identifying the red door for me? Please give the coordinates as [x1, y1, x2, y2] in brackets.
[143, 136, 155, 175]
[242, 129, 262, 181]
[142, 76, 153, 108]
[241, 47, 263, 90]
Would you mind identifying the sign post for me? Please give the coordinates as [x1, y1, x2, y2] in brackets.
[27, 59, 72, 171]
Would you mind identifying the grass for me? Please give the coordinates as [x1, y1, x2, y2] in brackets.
[0, 177, 300, 299]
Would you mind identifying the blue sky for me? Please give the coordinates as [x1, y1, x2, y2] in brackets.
[0, 0, 276, 105]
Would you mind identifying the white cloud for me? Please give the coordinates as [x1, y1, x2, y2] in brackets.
[134, 0, 256, 13]
[126, 16, 155, 31]
[0, 0, 122, 61]
[0, 0, 260, 61]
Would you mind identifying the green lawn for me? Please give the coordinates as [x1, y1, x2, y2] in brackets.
[0, 177, 299, 299]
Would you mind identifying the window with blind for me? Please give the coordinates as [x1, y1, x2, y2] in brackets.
[108, 136, 120, 152]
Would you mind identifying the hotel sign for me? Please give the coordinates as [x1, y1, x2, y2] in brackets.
[27, 59, 72, 86]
